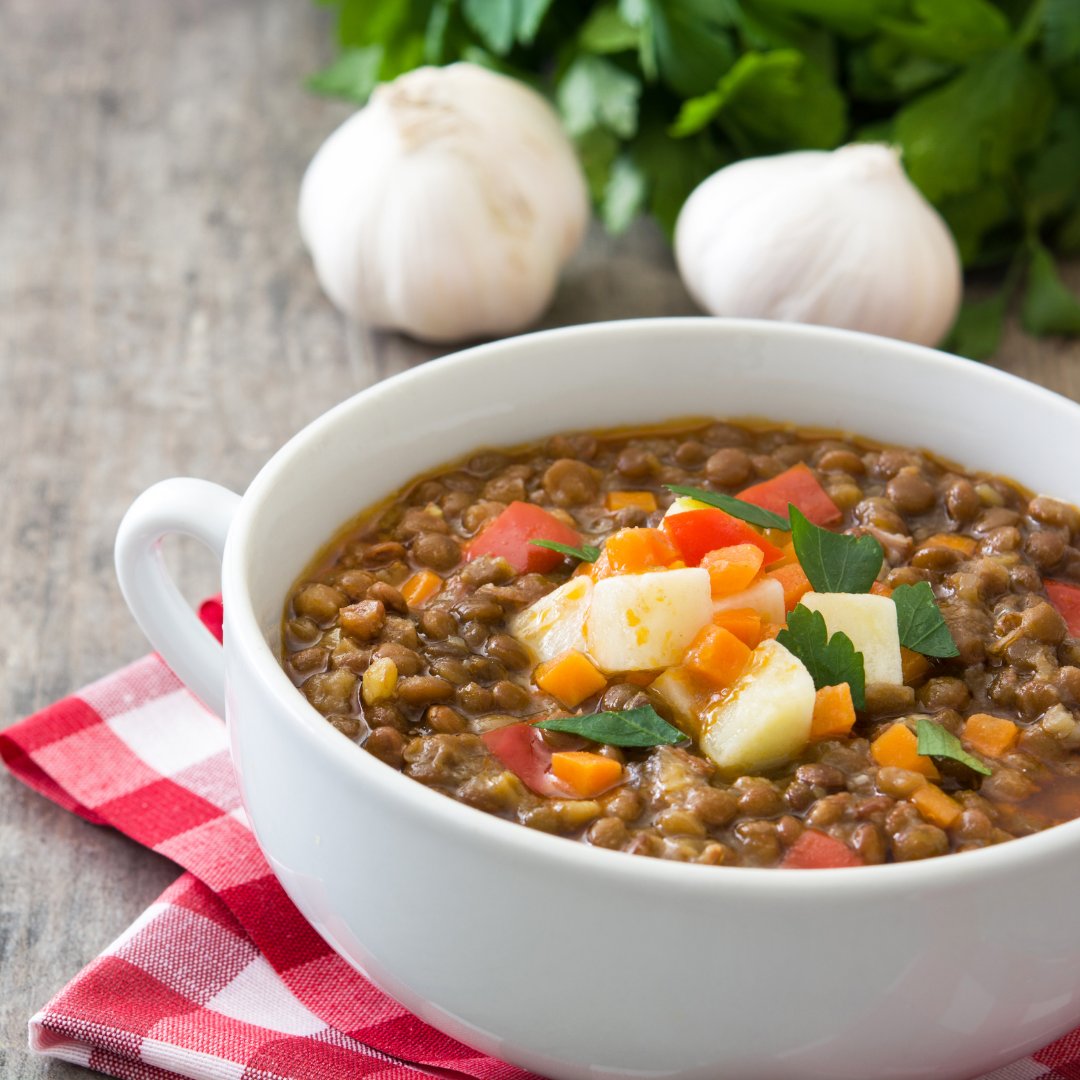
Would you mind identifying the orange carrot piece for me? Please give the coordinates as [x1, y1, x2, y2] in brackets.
[683, 625, 752, 689]
[534, 650, 607, 709]
[401, 569, 443, 608]
[912, 784, 962, 829]
[924, 533, 977, 556]
[700, 544, 764, 597]
[900, 647, 931, 685]
[766, 562, 812, 612]
[712, 607, 762, 648]
[593, 527, 679, 578]
[870, 723, 940, 778]
[605, 490, 658, 513]
[621, 669, 659, 687]
[811, 683, 856, 740]
[962, 713, 1019, 758]
[870, 580, 894, 598]
[550, 751, 624, 798]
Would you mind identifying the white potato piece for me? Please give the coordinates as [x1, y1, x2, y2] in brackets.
[801, 592, 903, 685]
[585, 568, 713, 672]
[712, 577, 786, 625]
[700, 639, 815, 776]
[649, 667, 709, 738]
[509, 576, 592, 664]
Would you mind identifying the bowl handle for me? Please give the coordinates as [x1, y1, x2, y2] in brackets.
[115, 478, 240, 718]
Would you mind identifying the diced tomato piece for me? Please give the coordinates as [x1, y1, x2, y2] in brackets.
[466, 502, 583, 574]
[1046, 580, 1080, 637]
[738, 463, 841, 527]
[781, 830, 863, 869]
[662, 508, 785, 567]
[481, 723, 570, 797]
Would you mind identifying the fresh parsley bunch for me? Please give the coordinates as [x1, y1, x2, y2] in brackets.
[310, 0, 1080, 353]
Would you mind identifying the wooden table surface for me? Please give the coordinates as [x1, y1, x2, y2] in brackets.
[2, 1, 1079, 1077]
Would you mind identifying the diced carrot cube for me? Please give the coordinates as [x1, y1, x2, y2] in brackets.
[400, 569, 443, 608]
[870, 580, 894, 598]
[534, 650, 608, 709]
[923, 533, 977, 556]
[605, 490, 658, 513]
[593, 527, 679, 578]
[870, 722, 940, 778]
[683, 625, 752, 689]
[700, 544, 764, 597]
[912, 784, 962, 829]
[900, 647, 931, 685]
[712, 607, 762, 648]
[811, 683, 856, 740]
[962, 713, 1019, 758]
[550, 751, 624, 798]
[766, 562, 812, 612]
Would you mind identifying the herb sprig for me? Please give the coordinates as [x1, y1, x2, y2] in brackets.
[916, 718, 991, 776]
[665, 484, 790, 530]
[789, 507, 883, 595]
[311, 0, 1080, 353]
[535, 705, 685, 748]
[894, 582, 960, 658]
[776, 604, 866, 709]
[530, 539, 601, 563]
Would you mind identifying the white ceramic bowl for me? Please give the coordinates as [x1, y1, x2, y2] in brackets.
[115, 319, 1080, 1080]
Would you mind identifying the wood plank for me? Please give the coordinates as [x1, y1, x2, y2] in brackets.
[1, 1, 1077, 1077]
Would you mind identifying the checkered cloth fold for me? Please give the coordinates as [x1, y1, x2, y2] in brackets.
[2, 597, 1078, 1080]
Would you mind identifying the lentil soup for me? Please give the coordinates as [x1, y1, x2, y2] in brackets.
[281, 420, 1080, 868]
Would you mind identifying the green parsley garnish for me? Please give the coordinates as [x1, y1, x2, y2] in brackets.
[916, 718, 992, 776]
[893, 582, 960, 658]
[776, 604, 866, 710]
[534, 705, 685, 748]
[789, 506, 883, 595]
[665, 484, 791, 530]
[530, 539, 601, 563]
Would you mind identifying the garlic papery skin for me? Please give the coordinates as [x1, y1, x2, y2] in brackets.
[299, 63, 589, 344]
[674, 144, 962, 347]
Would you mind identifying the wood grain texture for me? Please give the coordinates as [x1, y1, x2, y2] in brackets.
[1, 2, 1077, 1077]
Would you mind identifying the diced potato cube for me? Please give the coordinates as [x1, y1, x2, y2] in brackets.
[649, 666, 710, 738]
[585, 568, 712, 672]
[800, 592, 903, 685]
[509, 576, 592, 664]
[712, 577, 785, 626]
[699, 640, 815, 776]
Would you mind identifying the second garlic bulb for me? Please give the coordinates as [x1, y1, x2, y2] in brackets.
[299, 63, 589, 343]
[674, 145, 962, 347]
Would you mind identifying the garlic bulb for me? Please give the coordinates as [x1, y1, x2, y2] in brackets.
[674, 145, 962, 347]
[299, 63, 589, 343]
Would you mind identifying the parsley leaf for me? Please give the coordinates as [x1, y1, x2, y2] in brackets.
[535, 705, 685, 747]
[789, 507, 883, 594]
[602, 154, 649, 232]
[776, 604, 865, 709]
[893, 582, 959, 658]
[916, 718, 991, 776]
[895, 48, 1054, 203]
[307, 46, 383, 102]
[558, 55, 642, 140]
[665, 484, 790, 530]
[530, 539, 601, 563]
[1021, 240, 1080, 336]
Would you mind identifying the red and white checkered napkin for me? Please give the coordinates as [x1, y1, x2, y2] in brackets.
[1, 599, 531, 1080]
[1, 599, 1078, 1080]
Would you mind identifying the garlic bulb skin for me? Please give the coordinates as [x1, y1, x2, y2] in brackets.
[674, 145, 962, 347]
[299, 63, 588, 343]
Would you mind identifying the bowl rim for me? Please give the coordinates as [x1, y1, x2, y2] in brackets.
[222, 316, 1080, 896]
